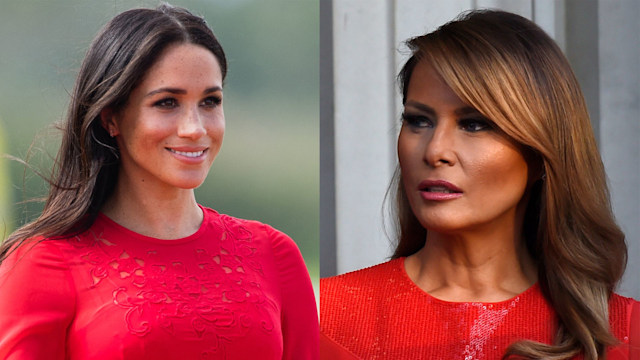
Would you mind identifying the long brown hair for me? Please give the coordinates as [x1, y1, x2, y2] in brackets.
[392, 10, 626, 360]
[1, 4, 227, 261]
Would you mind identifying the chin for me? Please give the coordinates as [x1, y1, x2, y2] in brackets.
[416, 212, 476, 234]
[180, 181, 206, 190]
[170, 176, 208, 190]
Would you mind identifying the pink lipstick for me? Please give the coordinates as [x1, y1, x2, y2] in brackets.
[418, 179, 463, 201]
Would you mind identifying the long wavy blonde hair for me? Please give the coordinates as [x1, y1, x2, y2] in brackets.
[392, 10, 627, 360]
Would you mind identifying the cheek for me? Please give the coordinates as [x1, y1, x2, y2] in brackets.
[467, 144, 529, 196]
[121, 111, 171, 137]
[205, 110, 225, 136]
[397, 130, 421, 177]
[213, 118, 225, 139]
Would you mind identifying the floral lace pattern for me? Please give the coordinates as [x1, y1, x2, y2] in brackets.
[67, 214, 278, 358]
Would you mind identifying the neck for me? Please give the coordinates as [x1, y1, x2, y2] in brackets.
[405, 226, 537, 303]
[101, 174, 203, 240]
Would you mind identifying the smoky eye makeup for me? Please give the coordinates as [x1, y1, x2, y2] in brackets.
[402, 112, 434, 128]
[458, 117, 494, 132]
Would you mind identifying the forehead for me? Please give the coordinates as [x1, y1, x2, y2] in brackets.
[138, 43, 223, 89]
[405, 60, 468, 111]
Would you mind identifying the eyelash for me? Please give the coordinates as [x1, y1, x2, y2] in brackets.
[402, 114, 433, 128]
[152, 96, 222, 109]
[201, 96, 222, 107]
[459, 118, 492, 132]
[154, 98, 178, 109]
[402, 113, 492, 133]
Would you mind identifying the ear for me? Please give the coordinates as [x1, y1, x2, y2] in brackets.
[100, 108, 120, 137]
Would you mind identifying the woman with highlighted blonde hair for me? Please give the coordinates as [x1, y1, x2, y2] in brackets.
[321, 10, 638, 360]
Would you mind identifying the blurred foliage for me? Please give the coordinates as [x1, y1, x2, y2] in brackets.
[0, 122, 10, 238]
[0, 0, 319, 278]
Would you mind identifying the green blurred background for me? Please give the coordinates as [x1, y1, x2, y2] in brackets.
[0, 0, 319, 284]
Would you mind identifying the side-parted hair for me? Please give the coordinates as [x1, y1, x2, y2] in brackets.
[1, 4, 226, 260]
[393, 10, 626, 360]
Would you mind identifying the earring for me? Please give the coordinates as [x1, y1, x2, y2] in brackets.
[541, 173, 547, 181]
[109, 129, 115, 137]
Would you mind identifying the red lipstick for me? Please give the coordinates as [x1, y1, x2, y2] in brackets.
[418, 180, 463, 201]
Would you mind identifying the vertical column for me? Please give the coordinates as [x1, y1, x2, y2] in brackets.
[320, 0, 336, 277]
[532, 0, 565, 50]
[332, 0, 396, 274]
[394, 0, 473, 121]
[475, 0, 533, 18]
[564, 0, 600, 138]
[598, 0, 640, 298]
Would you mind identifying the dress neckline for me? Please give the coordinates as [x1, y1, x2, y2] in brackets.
[95, 205, 211, 245]
[396, 256, 540, 306]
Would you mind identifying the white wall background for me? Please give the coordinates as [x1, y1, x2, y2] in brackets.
[320, 0, 640, 299]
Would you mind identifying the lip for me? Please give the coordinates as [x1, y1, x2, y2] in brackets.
[166, 146, 208, 164]
[418, 179, 463, 201]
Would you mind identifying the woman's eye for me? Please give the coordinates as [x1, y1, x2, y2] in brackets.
[153, 98, 178, 109]
[402, 113, 433, 128]
[459, 118, 492, 132]
[201, 96, 222, 108]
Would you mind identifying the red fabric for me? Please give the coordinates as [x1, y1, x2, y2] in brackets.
[629, 301, 640, 359]
[320, 258, 638, 360]
[320, 332, 361, 360]
[0, 207, 318, 359]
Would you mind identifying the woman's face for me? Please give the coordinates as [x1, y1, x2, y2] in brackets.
[398, 60, 530, 235]
[106, 43, 224, 191]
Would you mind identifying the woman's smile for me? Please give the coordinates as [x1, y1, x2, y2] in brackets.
[105, 43, 225, 192]
[166, 147, 209, 164]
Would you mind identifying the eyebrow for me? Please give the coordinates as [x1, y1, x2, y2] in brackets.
[404, 100, 482, 117]
[405, 101, 435, 116]
[145, 86, 222, 97]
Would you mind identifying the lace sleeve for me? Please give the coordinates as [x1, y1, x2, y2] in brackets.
[0, 240, 76, 359]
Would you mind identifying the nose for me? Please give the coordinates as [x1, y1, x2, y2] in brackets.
[177, 105, 206, 139]
[423, 122, 456, 167]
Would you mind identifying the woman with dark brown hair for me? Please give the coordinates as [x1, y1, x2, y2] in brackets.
[0, 4, 318, 359]
[321, 10, 638, 360]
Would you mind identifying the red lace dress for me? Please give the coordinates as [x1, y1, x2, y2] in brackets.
[320, 258, 640, 360]
[0, 207, 318, 359]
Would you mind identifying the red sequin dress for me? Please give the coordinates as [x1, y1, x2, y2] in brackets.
[0, 206, 318, 359]
[320, 258, 639, 359]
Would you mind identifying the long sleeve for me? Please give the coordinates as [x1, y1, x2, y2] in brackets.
[267, 226, 319, 360]
[630, 300, 640, 359]
[0, 240, 76, 359]
[320, 332, 362, 360]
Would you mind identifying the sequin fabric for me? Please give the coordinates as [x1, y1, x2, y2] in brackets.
[320, 258, 636, 360]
